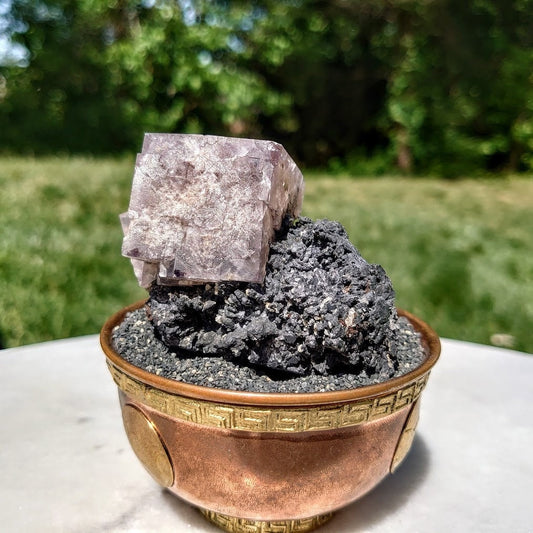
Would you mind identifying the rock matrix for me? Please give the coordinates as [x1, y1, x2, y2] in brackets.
[145, 218, 417, 380]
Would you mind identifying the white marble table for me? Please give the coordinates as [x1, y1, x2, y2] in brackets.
[1, 335, 532, 533]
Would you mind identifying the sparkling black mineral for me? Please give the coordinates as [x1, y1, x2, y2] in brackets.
[145, 218, 411, 382]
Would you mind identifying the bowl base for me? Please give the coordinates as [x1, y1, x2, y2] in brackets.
[200, 509, 334, 533]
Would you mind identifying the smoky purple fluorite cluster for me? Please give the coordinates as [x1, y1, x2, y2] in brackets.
[121, 134, 303, 288]
[115, 134, 424, 389]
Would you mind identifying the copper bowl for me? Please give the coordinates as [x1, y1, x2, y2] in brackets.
[100, 301, 440, 533]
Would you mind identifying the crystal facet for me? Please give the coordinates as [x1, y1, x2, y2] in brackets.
[121, 134, 304, 287]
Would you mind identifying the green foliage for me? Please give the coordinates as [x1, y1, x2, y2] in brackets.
[0, 0, 136, 151]
[1, 0, 533, 174]
[1, 156, 532, 354]
[103, 1, 293, 138]
[0, 0, 294, 153]
[378, 0, 533, 175]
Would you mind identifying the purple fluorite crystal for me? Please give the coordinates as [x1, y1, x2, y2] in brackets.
[121, 134, 304, 287]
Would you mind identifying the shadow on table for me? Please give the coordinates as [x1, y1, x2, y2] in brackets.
[160, 434, 431, 532]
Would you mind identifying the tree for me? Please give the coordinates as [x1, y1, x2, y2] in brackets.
[0, 0, 293, 153]
[1, 0, 532, 174]
[0, 0, 132, 152]
[378, 0, 533, 174]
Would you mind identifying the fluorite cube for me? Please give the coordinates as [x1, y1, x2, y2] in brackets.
[121, 134, 304, 287]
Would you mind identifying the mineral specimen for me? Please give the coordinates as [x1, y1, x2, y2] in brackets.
[121, 134, 304, 287]
[146, 218, 407, 379]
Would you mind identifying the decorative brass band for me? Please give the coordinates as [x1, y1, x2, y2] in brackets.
[107, 360, 430, 433]
[200, 509, 334, 533]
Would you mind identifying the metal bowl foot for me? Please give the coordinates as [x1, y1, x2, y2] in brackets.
[199, 509, 334, 533]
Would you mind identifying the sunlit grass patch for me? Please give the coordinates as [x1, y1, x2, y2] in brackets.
[0, 156, 145, 347]
[303, 175, 533, 354]
[1, 157, 532, 355]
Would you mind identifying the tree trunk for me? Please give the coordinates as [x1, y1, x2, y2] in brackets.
[396, 126, 413, 173]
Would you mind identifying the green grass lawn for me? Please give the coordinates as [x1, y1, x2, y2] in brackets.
[1, 156, 532, 354]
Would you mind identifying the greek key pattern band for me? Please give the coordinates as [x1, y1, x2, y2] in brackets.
[200, 510, 334, 533]
[108, 361, 429, 433]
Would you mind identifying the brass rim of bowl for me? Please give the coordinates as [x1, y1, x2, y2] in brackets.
[101, 300, 440, 409]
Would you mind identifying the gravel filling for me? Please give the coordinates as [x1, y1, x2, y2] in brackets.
[112, 307, 424, 393]
[112, 218, 425, 393]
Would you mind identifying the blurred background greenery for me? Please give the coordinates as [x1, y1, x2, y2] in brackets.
[0, 1, 532, 352]
[2, 0, 533, 174]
